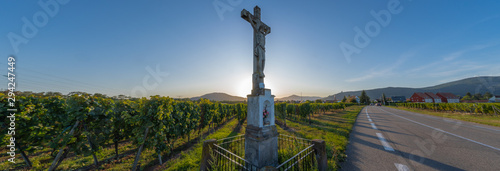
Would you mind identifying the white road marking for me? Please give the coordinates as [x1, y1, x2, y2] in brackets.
[366, 108, 373, 122]
[371, 123, 378, 130]
[376, 133, 394, 151]
[394, 163, 410, 171]
[379, 107, 500, 151]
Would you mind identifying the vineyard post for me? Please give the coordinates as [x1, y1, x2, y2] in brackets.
[54, 149, 69, 169]
[114, 138, 119, 159]
[132, 126, 150, 171]
[49, 121, 80, 171]
[158, 153, 162, 165]
[82, 122, 99, 166]
[15, 142, 32, 167]
[493, 106, 499, 117]
[113, 121, 121, 159]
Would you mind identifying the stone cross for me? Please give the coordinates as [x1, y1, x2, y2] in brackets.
[241, 6, 271, 95]
[242, 6, 278, 168]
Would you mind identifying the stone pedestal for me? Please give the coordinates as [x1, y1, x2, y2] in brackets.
[245, 125, 278, 168]
[247, 89, 275, 127]
[245, 89, 278, 168]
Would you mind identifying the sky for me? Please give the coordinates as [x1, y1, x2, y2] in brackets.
[1, 0, 499, 98]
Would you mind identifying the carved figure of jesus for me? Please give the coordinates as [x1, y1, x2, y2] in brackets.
[242, 6, 271, 95]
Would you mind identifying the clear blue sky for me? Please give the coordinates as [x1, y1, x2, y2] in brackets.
[1, 0, 499, 98]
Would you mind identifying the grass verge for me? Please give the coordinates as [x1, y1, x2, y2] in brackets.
[387, 106, 500, 127]
[276, 105, 363, 170]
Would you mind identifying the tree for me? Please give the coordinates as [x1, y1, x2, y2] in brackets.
[473, 93, 483, 100]
[347, 96, 357, 103]
[341, 96, 347, 103]
[382, 93, 387, 105]
[44, 92, 63, 97]
[315, 99, 323, 103]
[484, 92, 493, 100]
[359, 90, 370, 105]
[461, 92, 473, 101]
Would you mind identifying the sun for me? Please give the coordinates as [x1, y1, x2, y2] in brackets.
[235, 78, 252, 98]
[234, 77, 280, 98]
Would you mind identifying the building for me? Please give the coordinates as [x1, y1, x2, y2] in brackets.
[489, 95, 500, 103]
[391, 96, 406, 103]
[353, 96, 360, 104]
[348, 96, 360, 104]
[436, 92, 460, 103]
[410, 92, 433, 103]
[425, 92, 442, 103]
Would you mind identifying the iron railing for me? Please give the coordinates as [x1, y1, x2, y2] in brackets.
[210, 143, 258, 171]
[216, 134, 246, 157]
[205, 134, 319, 170]
[276, 144, 316, 170]
[277, 134, 317, 170]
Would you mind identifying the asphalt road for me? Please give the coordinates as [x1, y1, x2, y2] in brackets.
[340, 106, 500, 171]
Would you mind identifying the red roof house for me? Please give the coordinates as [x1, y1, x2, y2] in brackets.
[436, 92, 459, 103]
[410, 92, 433, 103]
[425, 92, 442, 103]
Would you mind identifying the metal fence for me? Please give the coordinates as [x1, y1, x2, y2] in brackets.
[277, 134, 317, 170]
[210, 143, 258, 170]
[216, 135, 246, 157]
[208, 135, 258, 170]
[202, 134, 323, 171]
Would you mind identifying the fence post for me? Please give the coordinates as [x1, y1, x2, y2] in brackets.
[200, 139, 216, 171]
[312, 139, 327, 171]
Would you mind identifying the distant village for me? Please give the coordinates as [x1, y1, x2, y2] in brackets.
[406, 92, 500, 103]
[279, 92, 500, 104]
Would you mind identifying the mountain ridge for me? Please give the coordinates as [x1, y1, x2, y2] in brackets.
[324, 76, 500, 100]
[190, 92, 246, 101]
[189, 76, 500, 101]
[276, 95, 322, 101]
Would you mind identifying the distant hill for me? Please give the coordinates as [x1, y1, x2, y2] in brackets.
[190, 92, 246, 101]
[324, 76, 500, 100]
[276, 94, 322, 101]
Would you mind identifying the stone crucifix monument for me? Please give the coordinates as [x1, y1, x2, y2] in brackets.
[242, 6, 278, 168]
